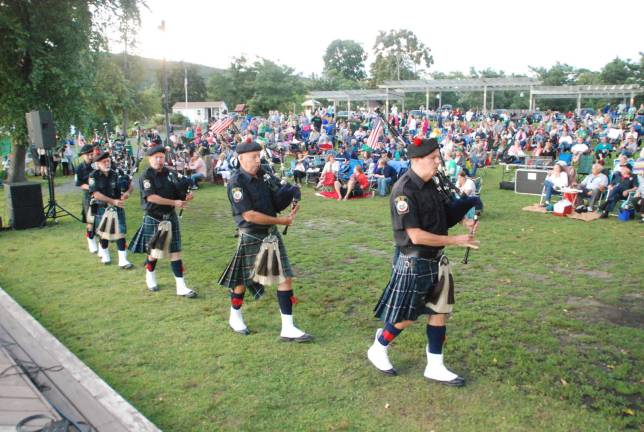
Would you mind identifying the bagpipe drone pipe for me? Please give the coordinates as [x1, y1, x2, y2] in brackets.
[260, 164, 301, 235]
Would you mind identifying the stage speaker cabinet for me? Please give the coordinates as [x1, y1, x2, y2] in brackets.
[515, 169, 549, 195]
[4, 182, 45, 229]
[25, 110, 56, 149]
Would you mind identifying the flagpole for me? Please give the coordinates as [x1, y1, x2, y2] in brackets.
[184, 62, 188, 112]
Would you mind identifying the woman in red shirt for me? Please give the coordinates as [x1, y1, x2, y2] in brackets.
[334, 164, 370, 200]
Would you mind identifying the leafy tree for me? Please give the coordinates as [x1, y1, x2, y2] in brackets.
[0, 0, 141, 183]
[323, 39, 367, 82]
[600, 57, 638, 84]
[207, 56, 257, 109]
[249, 59, 304, 115]
[370, 29, 433, 84]
[529, 62, 578, 86]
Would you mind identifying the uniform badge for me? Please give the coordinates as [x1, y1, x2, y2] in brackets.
[88, 177, 95, 186]
[231, 187, 243, 203]
[395, 196, 409, 215]
[143, 179, 151, 190]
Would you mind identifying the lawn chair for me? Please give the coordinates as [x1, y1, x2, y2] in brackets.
[575, 154, 594, 182]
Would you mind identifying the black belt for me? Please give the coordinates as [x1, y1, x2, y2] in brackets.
[239, 226, 273, 235]
[398, 246, 441, 260]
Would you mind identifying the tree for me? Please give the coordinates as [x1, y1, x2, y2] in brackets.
[529, 62, 578, 86]
[248, 59, 304, 115]
[0, 0, 141, 183]
[323, 39, 367, 82]
[370, 29, 433, 85]
[207, 56, 257, 109]
[600, 57, 638, 84]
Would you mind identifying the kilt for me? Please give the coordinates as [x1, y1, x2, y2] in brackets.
[128, 212, 181, 254]
[374, 249, 441, 324]
[81, 193, 91, 224]
[94, 206, 127, 236]
[218, 227, 293, 299]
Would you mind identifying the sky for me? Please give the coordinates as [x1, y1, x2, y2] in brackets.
[112, 0, 643, 78]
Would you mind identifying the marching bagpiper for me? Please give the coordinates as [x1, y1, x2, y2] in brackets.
[368, 138, 479, 386]
[89, 151, 134, 269]
[129, 145, 197, 298]
[75, 144, 98, 253]
[218, 139, 311, 341]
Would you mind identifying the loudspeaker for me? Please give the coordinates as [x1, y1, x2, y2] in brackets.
[25, 110, 56, 149]
[515, 169, 549, 195]
[4, 182, 45, 229]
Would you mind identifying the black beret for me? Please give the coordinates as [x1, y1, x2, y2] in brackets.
[236, 140, 261, 154]
[95, 151, 110, 162]
[146, 145, 166, 156]
[78, 144, 94, 155]
[407, 138, 439, 158]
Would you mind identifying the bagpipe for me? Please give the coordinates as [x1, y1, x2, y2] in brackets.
[260, 164, 300, 235]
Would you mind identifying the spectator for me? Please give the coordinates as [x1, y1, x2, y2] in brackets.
[457, 171, 476, 196]
[334, 164, 369, 201]
[599, 163, 639, 218]
[215, 153, 231, 186]
[372, 158, 395, 197]
[293, 152, 308, 185]
[542, 162, 569, 205]
[578, 163, 608, 211]
[188, 151, 207, 189]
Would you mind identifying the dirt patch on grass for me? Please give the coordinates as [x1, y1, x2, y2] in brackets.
[566, 297, 643, 328]
[351, 244, 391, 258]
[554, 265, 612, 280]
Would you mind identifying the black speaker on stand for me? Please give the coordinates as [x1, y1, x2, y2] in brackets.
[25, 110, 81, 225]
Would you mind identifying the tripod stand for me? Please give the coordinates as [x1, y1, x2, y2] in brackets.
[42, 148, 81, 225]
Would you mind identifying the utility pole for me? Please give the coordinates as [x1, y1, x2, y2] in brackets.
[122, 21, 129, 135]
[159, 20, 170, 145]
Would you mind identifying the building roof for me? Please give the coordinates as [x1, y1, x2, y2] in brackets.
[172, 101, 226, 110]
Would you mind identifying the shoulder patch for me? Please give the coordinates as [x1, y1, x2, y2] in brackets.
[143, 179, 151, 189]
[231, 187, 243, 203]
[88, 177, 95, 186]
[395, 195, 409, 215]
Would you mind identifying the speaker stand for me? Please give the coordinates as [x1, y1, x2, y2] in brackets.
[42, 149, 81, 225]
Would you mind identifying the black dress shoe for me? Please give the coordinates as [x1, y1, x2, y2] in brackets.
[280, 333, 314, 343]
[599, 211, 609, 219]
[378, 367, 397, 376]
[426, 376, 465, 387]
[147, 286, 159, 292]
[120, 263, 134, 270]
[232, 328, 250, 336]
[179, 290, 197, 298]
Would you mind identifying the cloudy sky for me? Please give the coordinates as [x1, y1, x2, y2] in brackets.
[114, 0, 643, 77]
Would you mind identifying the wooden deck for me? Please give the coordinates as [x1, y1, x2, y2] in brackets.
[0, 347, 60, 431]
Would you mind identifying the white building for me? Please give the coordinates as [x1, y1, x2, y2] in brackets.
[172, 101, 228, 124]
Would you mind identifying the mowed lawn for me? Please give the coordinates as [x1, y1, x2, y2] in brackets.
[0, 167, 642, 431]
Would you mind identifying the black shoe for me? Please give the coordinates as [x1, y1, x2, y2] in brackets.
[179, 290, 197, 298]
[599, 211, 609, 219]
[280, 333, 314, 343]
[232, 328, 250, 336]
[426, 376, 466, 387]
[147, 285, 159, 292]
[120, 263, 134, 270]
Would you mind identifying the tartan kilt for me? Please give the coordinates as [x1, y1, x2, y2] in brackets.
[128, 212, 181, 254]
[93, 206, 127, 236]
[374, 250, 441, 324]
[81, 194, 91, 224]
[218, 228, 293, 298]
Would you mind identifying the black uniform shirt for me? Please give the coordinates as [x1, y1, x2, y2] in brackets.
[88, 169, 123, 203]
[390, 168, 448, 256]
[75, 161, 93, 198]
[140, 167, 185, 217]
[228, 167, 277, 228]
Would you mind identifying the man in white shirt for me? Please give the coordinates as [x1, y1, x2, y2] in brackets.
[578, 163, 609, 210]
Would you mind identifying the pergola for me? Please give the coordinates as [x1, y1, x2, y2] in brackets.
[378, 78, 541, 112]
[306, 90, 404, 114]
[529, 85, 643, 111]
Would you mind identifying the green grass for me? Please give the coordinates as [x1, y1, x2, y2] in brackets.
[0, 167, 642, 431]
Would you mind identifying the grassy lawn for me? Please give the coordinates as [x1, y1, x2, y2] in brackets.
[0, 167, 642, 431]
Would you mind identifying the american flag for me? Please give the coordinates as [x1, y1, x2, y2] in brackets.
[210, 117, 234, 134]
[367, 117, 384, 148]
